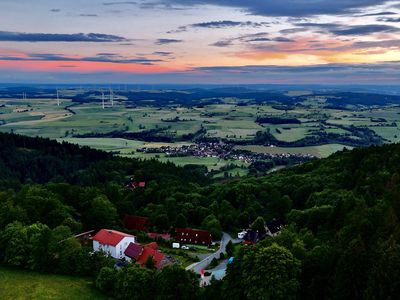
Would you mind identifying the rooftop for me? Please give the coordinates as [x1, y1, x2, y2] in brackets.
[92, 229, 134, 247]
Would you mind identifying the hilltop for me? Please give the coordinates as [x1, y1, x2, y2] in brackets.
[0, 133, 399, 299]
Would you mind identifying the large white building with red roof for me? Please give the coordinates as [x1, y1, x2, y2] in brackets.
[92, 229, 136, 259]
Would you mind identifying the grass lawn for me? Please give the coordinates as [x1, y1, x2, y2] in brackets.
[159, 248, 199, 268]
[0, 266, 107, 300]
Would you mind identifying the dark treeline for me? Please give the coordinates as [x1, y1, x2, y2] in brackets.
[1, 133, 400, 299]
[76, 128, 175, 143]
[256, 116, 301, 125]
[71, 89, 297, 107]
[323, 92, 400, 106]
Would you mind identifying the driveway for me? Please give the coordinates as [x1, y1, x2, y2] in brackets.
[185, 232, 238, 274]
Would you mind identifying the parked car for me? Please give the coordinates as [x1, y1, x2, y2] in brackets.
[181, 245, 189, 250]
[189, 246, 198, 251]
[238, 231, 247, 239]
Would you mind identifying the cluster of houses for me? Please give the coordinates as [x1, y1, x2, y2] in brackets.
[137, 141, 315, 164]
[92, 229, 169, 269]
[238, 218, 284, 245]
[13, 107, 31, 113]
[90, 213, 283, 272]
[90, 214, 214, 270]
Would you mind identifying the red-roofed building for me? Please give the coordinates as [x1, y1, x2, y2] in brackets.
[137, 244, 166, 269]
[124, 242, 167, 269]
[92, 229, 136, 259]
[145, 242, 158, 250]
[124, 243, 143, 261]
[123, 215, 150, 231]
[148, 232, 171, 241]
[126, 181, 146, 190]
[175, 228, 213, 246]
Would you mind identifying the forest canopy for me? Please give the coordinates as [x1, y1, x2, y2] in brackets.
[1, 132, 400, 299]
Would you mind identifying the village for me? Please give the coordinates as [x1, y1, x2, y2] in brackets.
[137, 142, 315, 164]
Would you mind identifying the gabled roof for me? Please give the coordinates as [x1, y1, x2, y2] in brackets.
[124, 243, 143, 260]
[92, 229, 134, 247]
[244, 230, 267, 243]
[126, 181, 146, 189]
[267, 218, 284, 234]
[175, 228, 213, 245]
[123, 215, 150, 231]
[145, 242, 158, 250]
[137, 246, 165, 269]
[148, 232, 171, 241]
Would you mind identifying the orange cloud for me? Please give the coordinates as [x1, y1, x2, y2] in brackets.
[225, 35, 399, 65]
[0, 59, 182, 73]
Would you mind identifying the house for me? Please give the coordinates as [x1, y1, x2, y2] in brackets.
[147, 232, 171, 241]
[243, 230, 267, 245]
[124, 242, 168, 269]
[13, 107, 30, 113]
[136, 243, 167, 269]
[124, 243, 143, 261]
[126, 182, 146, 189]
[125, 177, 146, 190]
[92, 229, 136, 259]
[123, 215, 150, 231]
[175, 228, 212, 246]
[266, 218, 284, 236]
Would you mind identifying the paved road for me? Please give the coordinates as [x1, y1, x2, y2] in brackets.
[186, 232, 237, 274]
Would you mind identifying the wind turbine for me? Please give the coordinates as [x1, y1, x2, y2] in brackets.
[101, 91, 105, 109]
[109, 88, 114, 107]
[56, 89, 60, 106]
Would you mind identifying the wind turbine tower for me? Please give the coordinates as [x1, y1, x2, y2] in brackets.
[101, 91, 105, 109]
[109, 88, 114, 107]
[56, 89, 60, 106]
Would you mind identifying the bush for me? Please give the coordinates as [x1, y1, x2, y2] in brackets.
[96, 267, 117, 296]
[209, 257, 219, 268]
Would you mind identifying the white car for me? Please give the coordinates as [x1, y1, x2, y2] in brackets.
[238, 231, 247, 239]
[181, 245, 189, 250]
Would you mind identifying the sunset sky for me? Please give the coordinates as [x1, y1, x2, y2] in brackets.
[0, 0, 399, 84]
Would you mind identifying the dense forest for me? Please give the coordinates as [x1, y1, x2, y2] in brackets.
[1, 132, 400, 299]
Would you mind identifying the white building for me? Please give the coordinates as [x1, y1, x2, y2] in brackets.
[92, 229, 136, 259]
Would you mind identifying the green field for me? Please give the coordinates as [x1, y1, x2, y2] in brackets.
[0, 95, 399, 172]
[236, 144, 353, 158]
[0, 267, 106, 300]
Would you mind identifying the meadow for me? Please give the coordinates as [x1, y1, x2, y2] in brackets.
[0, 90, 399, 174]
[0, 266, 106, 300]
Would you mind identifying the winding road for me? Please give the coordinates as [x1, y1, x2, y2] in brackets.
[185, 232, 240, 274]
